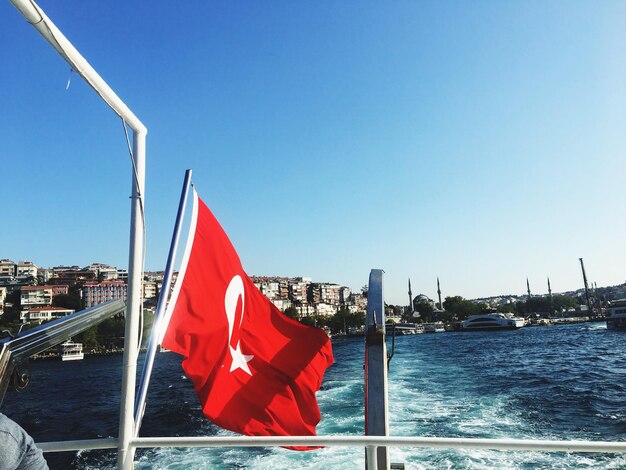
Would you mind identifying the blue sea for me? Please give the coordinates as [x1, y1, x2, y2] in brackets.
[4, 322, 626, 469]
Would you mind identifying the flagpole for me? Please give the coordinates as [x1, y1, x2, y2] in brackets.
[134, 169, 193, 436]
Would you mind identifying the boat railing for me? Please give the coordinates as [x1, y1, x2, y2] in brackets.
[0, 300, 125, 406]
[35, 434, 626, 456]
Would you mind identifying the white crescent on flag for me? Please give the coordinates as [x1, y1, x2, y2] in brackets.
[224, 275, 254, 375]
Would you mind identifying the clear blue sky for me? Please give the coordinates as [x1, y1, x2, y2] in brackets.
[2, 1, 626, 305]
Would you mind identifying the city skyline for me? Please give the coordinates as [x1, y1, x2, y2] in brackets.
[2, 2, 626, 305]
[1, 256, 617, 308]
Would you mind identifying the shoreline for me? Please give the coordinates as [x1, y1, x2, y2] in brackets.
[31, 319, 610, 358]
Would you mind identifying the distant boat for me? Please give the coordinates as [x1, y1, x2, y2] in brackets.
[58, 340, 84, 361]
[384, 323, 425, 335]
[462, 312, 525, 331]
[606, 299, 626, 330]
[424, 322, 446, 333]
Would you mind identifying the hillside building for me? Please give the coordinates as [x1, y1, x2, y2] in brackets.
[82, 280, 127, 308]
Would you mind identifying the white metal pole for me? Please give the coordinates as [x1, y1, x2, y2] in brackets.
[8, 0, 146, 135]
[117, 130, 146, 469]
[134, 169, 192, 436]
[8, 3, 147, 468]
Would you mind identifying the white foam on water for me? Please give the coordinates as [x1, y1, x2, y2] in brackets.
[133, 444, 364, 469]
[125, 330, 626, 468]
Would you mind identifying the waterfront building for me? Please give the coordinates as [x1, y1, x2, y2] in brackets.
[0, 259, 16, 277]
[82, 280, 128, 308]
[86, 263, 117, 280]
[296, 303, 315, 318]
[307, 283, 321, 305]
[260, 281, 279, 299]
[320, 284, 341, 305]
[51, 285, 69, 296]
[143, 281, 157, 300]
[50, 267, 96, 286]
[251, 276, 290, 300]
[19, 284, 69, 304]
[16, 261, 38, 279]
[288, 279, 309, 304]
[38, 268, 52, 283]
[21, 306, 74, 323]
[307, 283, 341, 306]
[51, 265, 81, 275]
[348, 292, 367, 311]
[386, 313, 402, 324]
[86, 263, 119, 280]
[339, 286, 351, 304]
[347, 304, 362, 314]
[315, 302, 336, 317]
[0, 277, 35, 294]
[278, 279, 289, 300]
[412, 293, 436, 311]
[20, 285, 54, 308]
[145, 271, 164, 282]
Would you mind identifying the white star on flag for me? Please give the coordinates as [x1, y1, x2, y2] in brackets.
[229, 344, 254, 375]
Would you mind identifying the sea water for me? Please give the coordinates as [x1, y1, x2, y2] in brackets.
[4, 322, 626, 469]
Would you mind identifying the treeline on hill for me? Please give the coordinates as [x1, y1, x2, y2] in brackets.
[283, 306, 365, 335]
[1, 288, 582, 348]
[282, 292, 581, 334]
[402, 294, 579, 323]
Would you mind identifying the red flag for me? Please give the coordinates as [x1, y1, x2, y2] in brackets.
[161, 189, 334, 443]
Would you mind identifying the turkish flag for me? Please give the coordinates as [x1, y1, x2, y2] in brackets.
[161, 189, 334, 443]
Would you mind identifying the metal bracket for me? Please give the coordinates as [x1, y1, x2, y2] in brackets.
[0, 299, 125, 407]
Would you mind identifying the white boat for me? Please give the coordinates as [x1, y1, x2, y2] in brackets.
[423, 322, 446, 333]
[462, 312, 525, 331]
[385, 323, 422, 335]
[58, 341, 84, 361]
[606, 299, 626, 330]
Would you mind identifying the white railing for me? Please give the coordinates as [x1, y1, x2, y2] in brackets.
[38, 435, 626, 454]
[34, 435, 626, 470]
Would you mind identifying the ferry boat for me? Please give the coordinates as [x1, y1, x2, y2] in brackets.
[58, 341, 84, 361]
[606, 299, 626, 330]
[385, 323, 424, 335]
[424, 322, 446, 333]
[462, 312, 525, 331]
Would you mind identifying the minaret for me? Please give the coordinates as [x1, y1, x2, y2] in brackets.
[547, 277, 553, 312]
[579, 258, 593, 316]
[527, 278, 531, 300]
[437, 277, 442, 310]
[408, 278, 413, 313]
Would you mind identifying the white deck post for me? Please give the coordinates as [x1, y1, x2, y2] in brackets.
[366, 445, 379, 470]
[117, 129, 146, 469]
[365, 269, 390, 470]
[7, 2, 147, 468]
